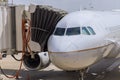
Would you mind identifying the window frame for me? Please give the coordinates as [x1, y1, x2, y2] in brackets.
[66, 27, 81, 36]
[87, 26, 96, 35]
[81, 27, 91, 35]
[53, 26, 96, 36]
[54, 27, 66, 36]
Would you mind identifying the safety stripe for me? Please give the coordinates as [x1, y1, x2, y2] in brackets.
[48, 43, 114, 53]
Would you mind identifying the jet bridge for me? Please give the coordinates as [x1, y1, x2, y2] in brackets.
[0, 5, 67, 71]
[0, 4, 67, 54]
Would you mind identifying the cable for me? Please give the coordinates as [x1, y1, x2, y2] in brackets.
[0, 15, 32, 79]
[0, 59, 23, 79]
[11, 54, 22, 61]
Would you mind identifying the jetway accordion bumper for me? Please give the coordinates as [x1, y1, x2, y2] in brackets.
[29, 5, 67, 51]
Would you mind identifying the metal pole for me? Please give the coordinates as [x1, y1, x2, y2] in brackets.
[12, 0, 13, 5]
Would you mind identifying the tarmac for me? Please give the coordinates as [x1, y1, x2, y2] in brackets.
[0, 54, 120, 80]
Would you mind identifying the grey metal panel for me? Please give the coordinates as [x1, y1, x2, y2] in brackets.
[0, 5, 25, 54]
[10, 6, 16, 50]
[15, 5, 25, 51]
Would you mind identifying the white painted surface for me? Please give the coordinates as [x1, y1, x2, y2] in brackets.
[48, 11, 120, 70]
[0, 7, 7, 50]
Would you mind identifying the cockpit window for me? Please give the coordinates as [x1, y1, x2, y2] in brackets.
[87, 26, 96, 35]
[54, 26, 95, 36]
[66, 27, 80, 35]
[82, 27, 90, 35]
[54, 27, 65, 36]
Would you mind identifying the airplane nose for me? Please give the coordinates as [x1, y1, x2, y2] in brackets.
[48, 36, 67, 52]
[47, 35, 110, 70]
[48, 36, 79, 52]
[49, 47, 104, 70]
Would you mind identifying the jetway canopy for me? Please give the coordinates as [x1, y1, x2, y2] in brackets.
[30, 5, 68, 51]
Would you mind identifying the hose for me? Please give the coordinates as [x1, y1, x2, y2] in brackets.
[0, 15, 32, 79]
[11, 54, 22, 61]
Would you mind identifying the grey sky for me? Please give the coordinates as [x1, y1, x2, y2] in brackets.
[8, 0, 81, 12]
[8, 0, 120, 12]
[78, 0, 120, 11]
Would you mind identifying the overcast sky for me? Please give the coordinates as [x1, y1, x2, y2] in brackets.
[8, 0, 120, 12]
[8, 0, 81, 12]
[86, 0, 120, 10]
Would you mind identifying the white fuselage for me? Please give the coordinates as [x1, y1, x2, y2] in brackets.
[48, 11, 120, 70]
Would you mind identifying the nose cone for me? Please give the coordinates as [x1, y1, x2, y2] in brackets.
[48, 35, 107, 70]
[49, 47, 104, 70]
[48, 36, 77, 52]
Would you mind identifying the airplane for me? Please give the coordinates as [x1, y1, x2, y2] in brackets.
[1, 5, 120, 80]
[47, 10, 120, 79]
[48, 10, 120, 70]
